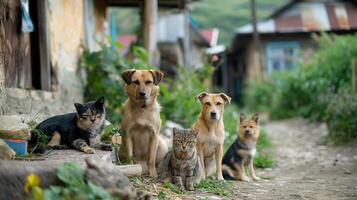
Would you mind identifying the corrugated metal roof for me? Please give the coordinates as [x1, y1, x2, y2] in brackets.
[236, 0, 357, 34]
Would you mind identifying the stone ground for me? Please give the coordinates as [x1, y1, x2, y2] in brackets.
[14, 118, 357, 200]
[229, 118, 357, 200]
[150, 118, 357, 200]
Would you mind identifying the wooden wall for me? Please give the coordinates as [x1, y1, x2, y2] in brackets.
[0, 0, 32, 89]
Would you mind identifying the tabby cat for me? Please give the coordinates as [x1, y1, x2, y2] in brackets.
[158, 128, 202, 191]
[29, 97, 110, 154]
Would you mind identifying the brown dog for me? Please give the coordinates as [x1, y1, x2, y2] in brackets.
[121, 69, 168, 177]
[222, 113, 260, 181]
[192, 92, 231, 180]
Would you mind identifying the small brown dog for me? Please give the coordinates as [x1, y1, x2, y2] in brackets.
[192, 92, 231, 180]
[121, 69, 168, 177]
[222, 113, 260, 181]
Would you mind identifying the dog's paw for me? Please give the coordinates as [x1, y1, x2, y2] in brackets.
[241, 176, 251, 182]
[186, 184, 194, 191]
[217, 176, 225, 181]
[83, 147, 95, 154]
[149, 169, 158, 177]
[252, 176, 261, 181]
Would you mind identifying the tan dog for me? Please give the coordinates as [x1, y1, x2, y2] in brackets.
[222, 113, 260, 181]
[121, 69, 168, 177]
[192, 92, 231, 180]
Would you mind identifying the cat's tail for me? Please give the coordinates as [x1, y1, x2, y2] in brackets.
[157, 151, 172, 182]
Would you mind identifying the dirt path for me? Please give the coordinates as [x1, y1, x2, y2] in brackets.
[232, 118, 357, 200]
[11, 118, 357, 199]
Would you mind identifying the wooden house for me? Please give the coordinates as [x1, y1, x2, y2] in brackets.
[0, 0, 200, 120]
[225, 0, 357, 101]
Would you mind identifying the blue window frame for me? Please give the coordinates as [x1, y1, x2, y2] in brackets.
[265, 41, 300, 74]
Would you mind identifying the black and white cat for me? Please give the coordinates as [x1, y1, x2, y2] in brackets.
[29, 97, 110, 154]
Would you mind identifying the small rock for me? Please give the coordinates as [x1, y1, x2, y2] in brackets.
[0, 139, 16, 159]
[161, 121, 184, 147]
[344, 170, 352, 175]
[0, 115, 30, 140]
[161, 121, 184, 138]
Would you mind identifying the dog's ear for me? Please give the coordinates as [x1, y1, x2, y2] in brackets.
[240, 113, 246, 122]
[121, 69, 136, 84]
[251, 113, 259, 124]
[195, 92, 208, 102]
[150, 70, 164, 85]
[219, 93, 231, 104]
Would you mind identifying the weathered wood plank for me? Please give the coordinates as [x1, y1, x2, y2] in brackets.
[37, 0, 51, 90]
[0, 0, 32, 89]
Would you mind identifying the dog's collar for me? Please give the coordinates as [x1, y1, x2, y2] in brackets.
[236, 138, 255, 150]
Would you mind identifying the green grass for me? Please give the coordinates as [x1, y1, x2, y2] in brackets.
[255, 129, 275, 168]
[162, 182, 184, 194]
[254, 154, 275, 168]
[196, 179, 234, 196]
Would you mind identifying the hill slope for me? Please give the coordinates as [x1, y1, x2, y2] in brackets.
[191, 0, 287, 45]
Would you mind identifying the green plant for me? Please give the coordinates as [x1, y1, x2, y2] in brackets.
[162, 182, 184, 194]
[156, 191, 167, 199]
[26, 162, 113, 200]
[254, 154, 275, 168]
[254, 129, 275, 168]
[159, 65, 212, 128]
[196, 179, 234, 196]
[244, 33, 357, 143]
[323, 89, 357, 144]
[81, 42, 150, 124]
[29, 128, 49, 153]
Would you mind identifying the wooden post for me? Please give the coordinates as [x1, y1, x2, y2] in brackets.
[37, 0, 51, 90]
[251, 0, 264, 80]
[352, 58, 355, 93]
[143, 0, 158, 65]
[183, 8, 190, 67]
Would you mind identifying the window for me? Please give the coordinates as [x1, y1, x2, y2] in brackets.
[265, 41, 300, 74]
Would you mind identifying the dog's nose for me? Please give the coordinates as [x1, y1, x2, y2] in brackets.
[210, 112, 217, 118]
[245, 130, 250, 135]
[139, 91, 146, 97]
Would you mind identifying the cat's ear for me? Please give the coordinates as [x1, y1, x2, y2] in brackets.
[173, 127, 180, 139]
[95, 97, 105, 107]
[191, 129, 199, 138]
[74, 103, 83, 113]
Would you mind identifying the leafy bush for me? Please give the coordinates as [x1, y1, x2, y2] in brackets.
[81, 43, 241, 137]
[244, 33, 357, 143]
[323, 89, 357, 144]
[81, 43, 150, 124]
[26, 162, 112, 200]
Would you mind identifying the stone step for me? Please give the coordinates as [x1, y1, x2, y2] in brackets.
[0, 115, 31, 140]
